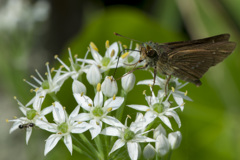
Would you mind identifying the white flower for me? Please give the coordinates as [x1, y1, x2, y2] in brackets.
[8, 94, 52, 144]
[121, 73, 135, 93]
[73, 90, 124, 139]
[101, 76, 118, 97]
[86, 64, 102, 86]
[24, 62, 71, 96]
[119, 41, 143, 69]
[168, 131, 182, 150]
[101, 113, 155, 160]
[127, 87, 181, 130]
[77, 41, 121, 72]
[54, 48, 89, 80]
[35, 102, 91, 155]
[137, 73, 192, 110]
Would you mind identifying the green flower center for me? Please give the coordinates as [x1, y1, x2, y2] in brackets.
[124, 128, 135, 141]
[42, 80, 50, 89]
[152, 103, 164, 113]
[127, 56, 134, 63]
[26, 109, 37, 120]
[71, 63, 81, 71]
[101, 57, 111, 67]
[92, 106, 104, 117]
[58, 122, 68, 133]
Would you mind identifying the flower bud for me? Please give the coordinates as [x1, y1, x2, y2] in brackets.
[121, 73, 135, 92]
[156, 134, 170, 156]
[72, 80, 86, 94]
[101, 76, 118, 97]
[168, 131, 182, 150]
[154, 124, 166, 139]
[86, 65, 102, 86]
[143, 143, 155, 159]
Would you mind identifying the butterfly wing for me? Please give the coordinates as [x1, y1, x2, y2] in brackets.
[167, 41, 236, 86]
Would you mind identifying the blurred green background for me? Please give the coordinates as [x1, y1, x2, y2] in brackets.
[1, 0, 240, 160]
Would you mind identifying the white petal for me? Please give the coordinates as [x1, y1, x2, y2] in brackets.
[69, 105, 80, 120]
[127, 142, 138, 160]
[25, 128, 32, 145]
[77, 58, 97, 65]
[143, 143, 155, 159]
[172, 93, 184, 106]
[102, 116, 124, 127]
[35, 119, 58, 132]
[165, 111, 181, 128]
[89, 120, 102, 139]
[44, 134, 62, 155]
[104, 97, 124, 111]
[72, 80, 86, 94]
[91, 48, 102, 63]
[94, 91, 103, 107]
[109, 139, 125, 155]
[41, 106, 53, 116]
[101, 127, 121, 137]
[71, 122, 92, 133]
[159, 115, 172, 130]
[144, 111, 157, 124]
[52, 102, 65, 123]
[106, 42, 118, 59]
[127, 104, 149, 111]
[133, 136, 156, 143]
[137, 79, 154, 85]
[74, 113, 91, 122]
[87, 64, 102, 86]
[168, 131, 182, 150]
[73, 94, 92, 111]
[64, 134, 73, 154]
[154, 124, 166, 138]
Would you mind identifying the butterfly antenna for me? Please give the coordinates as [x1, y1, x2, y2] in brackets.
[114, 32, 144, 43]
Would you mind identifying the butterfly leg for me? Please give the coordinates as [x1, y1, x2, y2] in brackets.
[165, 75, 171, 96]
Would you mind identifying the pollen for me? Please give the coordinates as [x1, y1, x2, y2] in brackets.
[74, 54, 78, 58]
[97, 83, 101, 92]
[110, 50, 115, 57]
[35, 88, 39, 92]
[90, 42, 98, 52]
[146, 109, 151, 111]
[171, 87, 175, 92]
[13, 116, 17, 119]
[45, 62, 49, 66]
[5, 119, 9, 123]
[127, 115, 132, 119]
[81, 92, 84, 96]
[181, 102, 185, 106]
[60, 65, 64, 69]
[105, 40, 110, 48]
[13, 96, 17, 100]
[107, 107, 112, 112]
[121, 52, 129, 59]
[96, 121, 100, 125]
[78, 122, 82, 124]
[54, 55, 58, 59]
[51, 68, 55, 73]
[148, 84, 152, 88]
[52, 102, 55, 107]
[184, 90, 188, 96]
[88, 103, 92, 107]
[39, 96, 44, 98]
[45, 72, 48, 76]
[23, 79, 26, 82]
[143, 90, 146, 95]
[123, 45, 127, 49]
[113, 94, 116, 100]
[63, 107, 66, 110]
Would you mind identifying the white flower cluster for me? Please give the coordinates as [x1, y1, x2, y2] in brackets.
[7, 40, 191, 160]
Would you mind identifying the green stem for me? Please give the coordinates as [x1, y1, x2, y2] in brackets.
[48, 92, 59, 102]
[94, 135, 105, 160]
[167, 150, 172, 160]
[115, 89, 127, 122]
[78, 133, 100, 157]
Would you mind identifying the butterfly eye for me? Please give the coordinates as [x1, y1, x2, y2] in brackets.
[147, 50, 157, 58]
